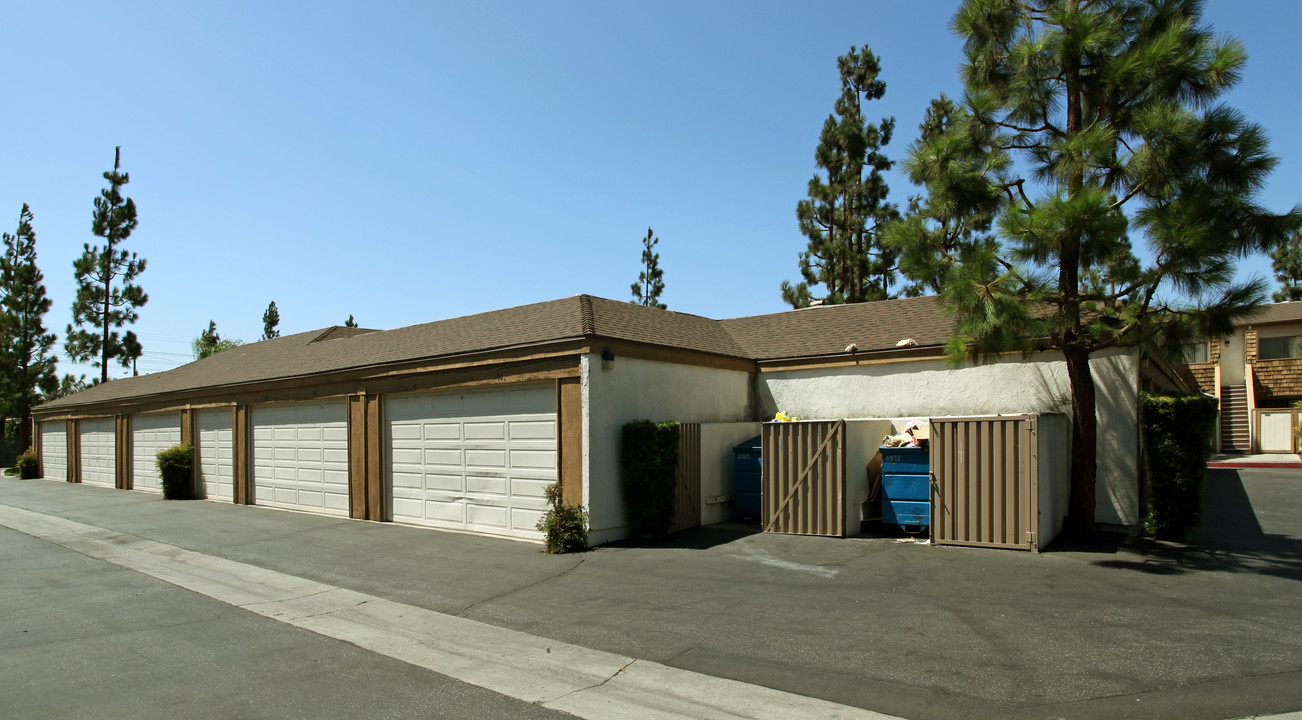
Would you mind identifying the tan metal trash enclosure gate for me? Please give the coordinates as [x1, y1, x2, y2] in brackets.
[929, 415, 1066, 552]
[761, 420, 850, 537]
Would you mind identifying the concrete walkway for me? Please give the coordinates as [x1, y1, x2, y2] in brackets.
[2, 470, 1301, 720]
[1209, 453, 1302, 469]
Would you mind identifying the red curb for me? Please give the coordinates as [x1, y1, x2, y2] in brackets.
[1208, 462, 1302, 469]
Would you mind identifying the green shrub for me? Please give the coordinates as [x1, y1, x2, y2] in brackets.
[1141, 393, 1218, 540]
[17, 450, 39, 479]
[620, 420, 679, 540]
[536, 481, 588, 554]
[155, 443, 195, 500]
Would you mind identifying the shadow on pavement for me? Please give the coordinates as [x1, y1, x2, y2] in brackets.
[606, 522, 761, 551]
[1090, 468, 1302, 581]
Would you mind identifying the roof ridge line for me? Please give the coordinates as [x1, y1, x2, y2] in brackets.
[308, 326, 343, 344]
[580, 295, 595, 335]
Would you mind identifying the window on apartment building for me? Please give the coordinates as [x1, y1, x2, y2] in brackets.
[1165, 341, 1209, 364]
[1258, 335, 1302, 360]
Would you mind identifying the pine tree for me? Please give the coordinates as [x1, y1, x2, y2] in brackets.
[121, 331, 141, 376]
[192, 320, 242, 359]
[630, 228, 666, 309]
[65, 147, 147, 383]
[344, 314, 357, 328]
[782, 45, 900, 308]
[886, 95, 1006, 296]
[193, 320, 219, 359]
[0, 204, 58, 451]
[1270, 231, 1302, 302]
[49, 374, 88, 401]
[888, 0, 1300, 534]
[262, 301, 281, 340]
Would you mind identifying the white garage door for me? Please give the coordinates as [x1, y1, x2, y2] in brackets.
[131, 413, 181, 493]
[1259, 410, 1295, 453]
[40, 422, 67, 482]
[79, 418, 116, 487]
[197, 409, 235, 501]
[386, 384, 556, 540]
[252, 401, 349, 516]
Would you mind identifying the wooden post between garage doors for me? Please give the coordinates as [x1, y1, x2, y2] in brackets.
[233, 405, 252, 505]
[180, 408, 196, 498]
[557, 377, 583, 507]
[115, 415, 131, 490]
[66, 419, 79, 484]
[347, 393, 384, 522]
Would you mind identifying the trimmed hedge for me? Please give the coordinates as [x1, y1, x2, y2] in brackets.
[536, 481, 588, 554]
[1140, 393, 1218, 540]
[620, 420, 679, 540]
[155, 443, 195, 500]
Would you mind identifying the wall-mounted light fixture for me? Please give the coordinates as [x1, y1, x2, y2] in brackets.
[601, 348, 615, 371]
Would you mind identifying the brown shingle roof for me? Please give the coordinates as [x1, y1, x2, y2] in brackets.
[1243, 302, 1302, 327]
[40, 296, 591, 409]
[39, 294, 958, 410]
[586, 296, 748, 357]
[722, 295, 952, 360]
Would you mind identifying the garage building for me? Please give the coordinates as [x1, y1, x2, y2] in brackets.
[34, 294, 1178, 544]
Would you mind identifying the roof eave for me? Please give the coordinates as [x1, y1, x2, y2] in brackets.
[755, 344, 948, 370]
[32, 335, 593, 418]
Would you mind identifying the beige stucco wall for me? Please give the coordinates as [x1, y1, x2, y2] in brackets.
[756, 348, 1141, 528]
[1221, 329, 1247, 385]
[582, 354, 752, 545]
[1250, 320, 1302, 344]
[698, 422, 763, 526]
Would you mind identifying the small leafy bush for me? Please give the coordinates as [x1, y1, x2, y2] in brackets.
[17, 450, 40, 479]
[1141, 393, 1218, 540]
[536, 481, 588, 554]
[620, 420, 679, 540]
[155, 443, 195, 500]
[1293, 400, 1302, 451]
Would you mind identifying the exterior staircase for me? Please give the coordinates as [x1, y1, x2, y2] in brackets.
[1220, 385, 1251, 453]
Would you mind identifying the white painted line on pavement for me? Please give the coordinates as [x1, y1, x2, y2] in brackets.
[0, 505, 902, 720]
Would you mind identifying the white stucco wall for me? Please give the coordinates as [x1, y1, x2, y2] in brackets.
[582, 354, 752, 545]
[758, 348, 1141, 528]
[1037, 413, 1071, 549]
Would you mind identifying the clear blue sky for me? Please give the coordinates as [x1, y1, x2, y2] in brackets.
[4, 1, 1300, 378]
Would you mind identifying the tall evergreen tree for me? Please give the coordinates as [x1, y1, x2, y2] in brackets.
[887, 0, 1300, 533]
[65, 147, 147, 383]
[262, 301, 281, 340]
[887, 95, 1006, 296]
[630, 227, 666, 309]
[344, 314, 357, 328]
[1270, 231, 1302, 302]
[0, 204, 58, 451]
[192, 320, 242, 359]
[121, 331, 142, 376]
[49, 374, 88, 401]
[782, 45, 900, 308]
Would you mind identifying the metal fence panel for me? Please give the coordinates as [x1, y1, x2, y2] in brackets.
[762, 420, 846, 537]
[931, 416, 1039, 551]
[670, 423, 702, 534]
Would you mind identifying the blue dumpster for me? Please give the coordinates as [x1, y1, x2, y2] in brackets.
[733, 436, 762, 520]
[880, 446, 930, 529]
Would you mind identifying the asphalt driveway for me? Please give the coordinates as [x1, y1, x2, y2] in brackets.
[1, 467, 1299, 720]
